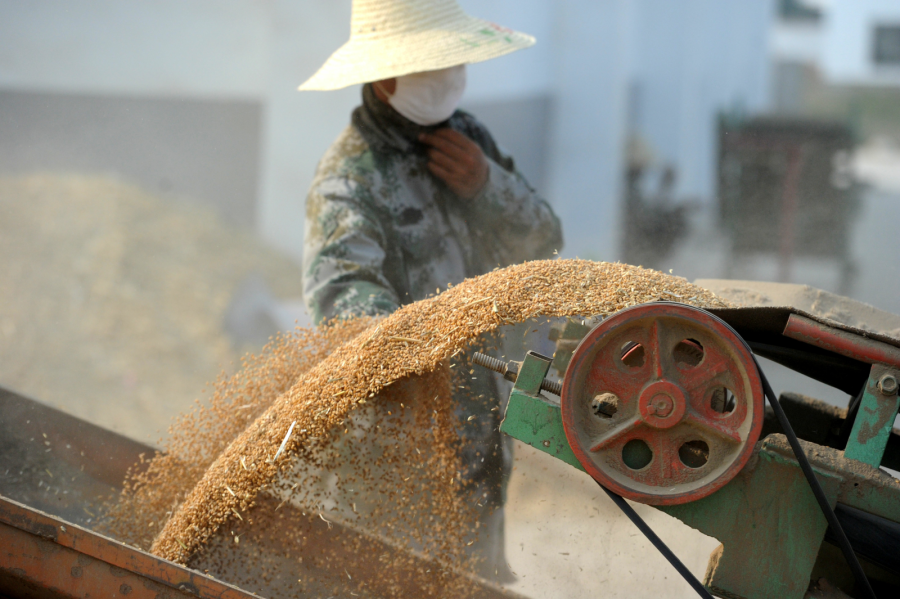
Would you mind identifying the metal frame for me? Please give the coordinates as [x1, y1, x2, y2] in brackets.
[0, 494, 257, 599]
[496, 306, 900, 599]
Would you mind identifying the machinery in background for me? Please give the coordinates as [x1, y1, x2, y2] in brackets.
[479, 281, 900, 599]
[718, 117, 860, 292]
[620, 141, 695, 271]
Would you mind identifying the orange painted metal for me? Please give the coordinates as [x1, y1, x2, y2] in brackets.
[1, 388, 519, 599]
[0, 494, 258, 599]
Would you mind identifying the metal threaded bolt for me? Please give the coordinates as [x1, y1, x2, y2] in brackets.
[472, 352, 507, 375]
[541, 379, 563, 397]
[472, 352, 562, 396]
[878, 374, 898, 396]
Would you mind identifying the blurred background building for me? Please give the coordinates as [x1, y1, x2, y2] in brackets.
[0, 0, 772, 261]
[4, 0, 900, 421]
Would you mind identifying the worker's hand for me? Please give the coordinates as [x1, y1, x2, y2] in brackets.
[420, 129, 489, 200]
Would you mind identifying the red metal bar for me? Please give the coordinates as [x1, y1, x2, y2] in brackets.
[783, 314, 900, 369]
[0, 494, 257, 599]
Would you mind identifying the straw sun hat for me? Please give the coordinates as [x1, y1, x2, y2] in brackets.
[298, 0, 535, 91]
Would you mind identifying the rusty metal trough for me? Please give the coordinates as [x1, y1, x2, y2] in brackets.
[0, 387, 516, 599]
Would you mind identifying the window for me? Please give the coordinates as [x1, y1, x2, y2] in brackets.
[873, 25, 900, 66]
[778, 0, 822, 23]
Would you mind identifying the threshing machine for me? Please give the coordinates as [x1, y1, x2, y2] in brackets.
[476, 280, 900, 599]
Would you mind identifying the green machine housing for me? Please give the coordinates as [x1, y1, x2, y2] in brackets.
[499, 304, 900, 599]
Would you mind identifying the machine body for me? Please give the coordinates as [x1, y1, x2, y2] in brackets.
[495, 301, 900, 599]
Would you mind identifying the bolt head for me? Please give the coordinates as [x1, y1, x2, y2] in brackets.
[878, 374, 899, 395]
[651, 394, 674, 417]
[638, 381, 686, 429]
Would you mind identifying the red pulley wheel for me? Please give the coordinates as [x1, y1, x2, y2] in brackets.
[560, 303, 764, 505]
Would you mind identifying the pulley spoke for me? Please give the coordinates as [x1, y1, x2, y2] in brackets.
[676, 349, 730, 396]
[649, 435, 679, 480]
[590, 416, 642, 452]
[594, 345, 647, 403]
[685, 413, 741, 444]
[648, 320, 664, 379]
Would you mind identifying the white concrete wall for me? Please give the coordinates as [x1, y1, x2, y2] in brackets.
[457, 0, 556, 104]
[822, 0, 900, 85]
[546, 0, 636, 261]
[460, 0, 774, 259]
[0, 0, 773, 264]
[0, 0, 355, 260]
[630, 0, 774, 202]
[0, 0, 270, 98]
[770, 18, 823, 64]
[464, 0, 638, 262]
[256, 2, 358, 261]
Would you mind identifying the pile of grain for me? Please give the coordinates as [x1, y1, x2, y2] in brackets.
[0, 173, 305, 439]
[112, 259, 729, 596]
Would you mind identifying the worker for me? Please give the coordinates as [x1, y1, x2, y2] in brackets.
[299, 0, 563, 581]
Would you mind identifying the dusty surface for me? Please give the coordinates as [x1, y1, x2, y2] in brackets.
[695, 278, 900, 341]
[503, 440, 719, 598]
[0, 173, 305, 442]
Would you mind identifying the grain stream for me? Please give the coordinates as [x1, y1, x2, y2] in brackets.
[111, 259, 729, 596]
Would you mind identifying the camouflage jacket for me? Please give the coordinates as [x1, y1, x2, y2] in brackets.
[303, 83, 563, 323]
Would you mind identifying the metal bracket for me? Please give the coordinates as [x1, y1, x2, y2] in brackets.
[498, 352, 583, 471]
[844, 364, 900, 467]
[782, 313, 900, 468]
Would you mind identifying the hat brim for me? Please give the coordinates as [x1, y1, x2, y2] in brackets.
[298, 16, 535, 91]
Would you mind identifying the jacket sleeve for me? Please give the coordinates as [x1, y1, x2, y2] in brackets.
[302, 175, 401, 324]
[465, 152, 564, 266]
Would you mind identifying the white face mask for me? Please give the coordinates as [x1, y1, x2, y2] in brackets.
[382, 65, 467, 126]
